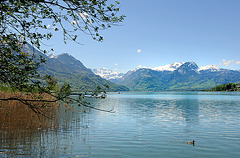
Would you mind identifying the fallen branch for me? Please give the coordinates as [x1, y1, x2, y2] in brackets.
[79, 103, 115, 113]
[0, 97, 57, 102]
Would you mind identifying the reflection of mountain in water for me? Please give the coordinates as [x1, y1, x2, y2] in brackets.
[177, 99, 199, 126]
[1, 92, 240, 157]
[96, 93, 200, 127]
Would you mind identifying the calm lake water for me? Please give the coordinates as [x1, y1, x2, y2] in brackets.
[1, 91, 240, 157]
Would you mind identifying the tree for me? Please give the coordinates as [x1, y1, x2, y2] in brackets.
[0, 0, 124, 117]
[209, 83, 238, 91]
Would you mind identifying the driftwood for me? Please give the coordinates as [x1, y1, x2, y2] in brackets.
[71, 93, 107, 99]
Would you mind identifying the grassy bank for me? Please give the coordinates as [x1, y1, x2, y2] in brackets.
[0, 91, 60, 132]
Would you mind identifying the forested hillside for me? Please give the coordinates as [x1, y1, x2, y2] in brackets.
[23, 43, 129, 91]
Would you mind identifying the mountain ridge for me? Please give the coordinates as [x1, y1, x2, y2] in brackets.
[23, 43, 240, 91]
[23, 43, 129, 91]
[98, 61, 240, 91]
[93, 62, 233, 81]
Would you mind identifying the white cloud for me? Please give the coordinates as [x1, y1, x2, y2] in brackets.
[115, 63, 118, 66]
[222, 59, 235, 66]
[137, 49, 141, 53]
[138, 65, 143, 68]
[236, 61, 240, 65]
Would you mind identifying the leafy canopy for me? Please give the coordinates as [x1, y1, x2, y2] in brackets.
[0, 0, 124, 116]
[1, 0, 124, 47]
[1, 0, 124, 88]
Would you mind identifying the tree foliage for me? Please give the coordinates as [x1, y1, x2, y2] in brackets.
[1, 0, 125, 46]
[0, 0, 124, 117]
[209, 83, 240, 91]
[1, 0, 124, 86]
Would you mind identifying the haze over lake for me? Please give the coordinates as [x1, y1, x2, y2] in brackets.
[1, 91, 240, 157]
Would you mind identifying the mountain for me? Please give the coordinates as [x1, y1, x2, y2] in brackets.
[92, 67, 125, 80]
[115, 62, 240, 91]
[23, 43, 240, 91]
[49, 53, 57, 59]
[151, 62, 220, 73]
[198, 65, 220, 72]
[23, 43, 129, 91]
[152, 62, 185, 71]
[54, 53, 87, 72]
[176, 62, 199, 74]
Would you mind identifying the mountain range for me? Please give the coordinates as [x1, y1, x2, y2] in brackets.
[23, 43, 240, 91]
[94, 62, 240, 91]
[92, 67, 124, 80]
[23, 43, 129, 91]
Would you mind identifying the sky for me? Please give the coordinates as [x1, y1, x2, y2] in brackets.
[41, 0, 240, 73]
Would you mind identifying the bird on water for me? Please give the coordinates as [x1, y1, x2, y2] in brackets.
[186, 140, 195, 145]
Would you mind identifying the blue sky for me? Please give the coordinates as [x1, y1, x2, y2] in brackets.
[42, 0, 240, 73]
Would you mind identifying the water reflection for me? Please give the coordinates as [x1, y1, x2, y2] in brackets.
[111, 93, 201, 127]
[1, 92, 240, 157]
[0, 107, 91, 157]
[178, 99, 200, 126]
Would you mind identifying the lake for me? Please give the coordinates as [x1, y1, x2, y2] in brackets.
[1, 91, 240, 157]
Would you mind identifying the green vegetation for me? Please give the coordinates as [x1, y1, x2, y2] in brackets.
[119, 67, 240, 91]
[51, 73, 129, 92]
[35, 52, 129, 92]
[0, 0, 125, 120]
[1, 0, 125, 90]
[208, 83, 240, 91]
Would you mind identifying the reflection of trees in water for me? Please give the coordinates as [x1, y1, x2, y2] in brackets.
[0, 106, 91, 157]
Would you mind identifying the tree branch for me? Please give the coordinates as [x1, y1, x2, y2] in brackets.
[0, 97, 57, 102]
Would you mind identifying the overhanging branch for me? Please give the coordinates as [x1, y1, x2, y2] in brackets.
[0, 97, 57, 102]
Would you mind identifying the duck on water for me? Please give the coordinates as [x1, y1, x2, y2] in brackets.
[186, 140, 195, 145]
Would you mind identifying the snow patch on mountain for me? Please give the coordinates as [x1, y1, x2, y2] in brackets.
[49, 53, 72, 59]
[92, 67, 124, 80]
[48, 53, 57, 58]
[198, 65, 220, 72]
[151, 62, 185, 71]
[150, 62, 221, 72]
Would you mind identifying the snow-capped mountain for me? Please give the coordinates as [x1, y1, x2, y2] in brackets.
[198, 65, 220, 72]
[151, 62, 221, 72]
[151, 62, 185, 71]
[48, 53, 72, 59]
[92, 67, 124, 80]
[117, 61, 240, 91]
[177, 62, 199, 74]
[93, 62, 223, 81]
[49, 53, 57, 58]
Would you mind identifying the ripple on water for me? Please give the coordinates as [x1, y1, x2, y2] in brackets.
[1, 92, 240, 157]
